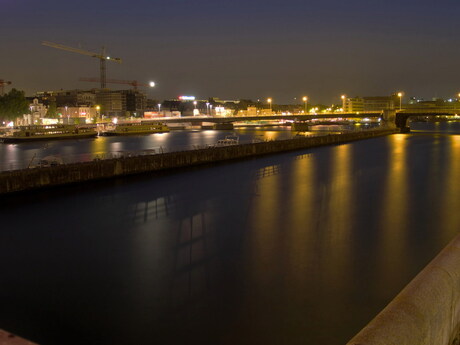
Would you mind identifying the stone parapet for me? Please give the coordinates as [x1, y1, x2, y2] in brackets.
[347, 233, 460, 345]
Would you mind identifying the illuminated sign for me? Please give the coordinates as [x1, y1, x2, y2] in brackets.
[179, 96, 196, 101]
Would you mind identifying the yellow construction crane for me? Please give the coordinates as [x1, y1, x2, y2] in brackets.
[42, 41, 122, 89]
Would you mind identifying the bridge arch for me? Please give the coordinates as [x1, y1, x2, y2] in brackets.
[395, 112, 455, 133]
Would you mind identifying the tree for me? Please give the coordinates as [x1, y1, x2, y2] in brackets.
[237, 99, 255, 111]
[0, 88, 29, 122]
[46, 100, 58, 118]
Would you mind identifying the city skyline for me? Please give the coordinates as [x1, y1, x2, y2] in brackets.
[2, 0, 460, 103]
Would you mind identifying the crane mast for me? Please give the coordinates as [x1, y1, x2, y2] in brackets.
[42, 41, 122, 89]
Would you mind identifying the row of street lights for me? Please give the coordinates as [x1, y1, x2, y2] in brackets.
[267, 97, 308, 112]
[339, 92, 405, 111]
[264, 92, 406, 113]
[181, 101, 214, 116]
[156, 102, 213, 116]
[61, 91, 408, 122]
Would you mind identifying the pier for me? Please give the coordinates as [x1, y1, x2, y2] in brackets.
[0, 128, 395, 195]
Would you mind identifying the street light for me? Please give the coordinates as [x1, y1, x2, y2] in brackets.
[149, 81, 155, 87]
[157, 103, 161, 114]
[95, 105, 100, 122]
[302, 96, 308, 113]
[397, 92, 403, 111]
[341, 95, 346, 112]
[193, 101, 198, 116]
[210, 104, 213, 116]
[267, 98, 272, 112]
[206, 102, 210, 116]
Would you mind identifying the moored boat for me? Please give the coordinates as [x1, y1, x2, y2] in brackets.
[103, 121, 170, 136]
[215, 135, 239, 147]
[29, 155, 64, 168]
[0, 124, 97, 143]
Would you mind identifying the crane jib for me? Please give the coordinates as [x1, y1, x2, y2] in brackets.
[41, 41, 122, 89]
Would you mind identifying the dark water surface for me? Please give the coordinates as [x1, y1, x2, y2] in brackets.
[2, 123, 460, 344]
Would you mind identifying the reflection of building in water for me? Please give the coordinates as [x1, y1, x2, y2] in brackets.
[255, 164, 281, 179]
[129, 192, 213, 310]
[168, 211, 211, 309]
[130, 196, 173, 223]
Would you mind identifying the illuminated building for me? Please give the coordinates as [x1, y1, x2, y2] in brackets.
[342, 96, 395, 112]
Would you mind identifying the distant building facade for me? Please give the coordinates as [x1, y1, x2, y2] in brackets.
[35, 89, 147, 118]
[404, 97, 460, 112]
[18, 98, 48, 125]
[29, 98, 48, 118]
[363, 97, 395, 111]
[36, 90, 96, 107]
[95, 91, 123, 117]
[343, 97, 364, 112]
[343, 96, 395, 112]
[58, 106, 96, 121]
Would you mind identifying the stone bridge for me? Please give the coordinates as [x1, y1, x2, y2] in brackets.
[394, 109, 459, 132]
[158, 112, 385, 130]
[156, 109, 458, 132]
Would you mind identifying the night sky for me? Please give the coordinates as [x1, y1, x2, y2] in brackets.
[2, 0, 460, 103]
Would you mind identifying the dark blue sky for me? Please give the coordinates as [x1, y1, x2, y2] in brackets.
[2, 0, 460, 103]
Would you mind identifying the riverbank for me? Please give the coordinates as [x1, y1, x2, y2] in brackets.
[0, 128, 396, 195]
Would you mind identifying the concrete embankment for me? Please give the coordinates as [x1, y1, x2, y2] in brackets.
[347, 233, 460, 345]
[0, 129, 395, 195]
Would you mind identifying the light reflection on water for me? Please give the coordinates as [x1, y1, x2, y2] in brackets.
[3, 124, 460, 344]
[377, 134, 409, 293]
[441, 136, 460, 243]
[0, 127, 296, 171]
[0, 124, 378, 171]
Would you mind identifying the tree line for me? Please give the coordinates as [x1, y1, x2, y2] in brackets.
[0, 89, 29, 122]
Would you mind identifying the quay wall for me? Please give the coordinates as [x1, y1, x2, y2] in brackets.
[0, 129, 395, 195]
[347, 233, 460, 345]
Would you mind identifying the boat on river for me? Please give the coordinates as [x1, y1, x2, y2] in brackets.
[0, 124, 97, 143]
[102, 121, 170, 136]
[215, 135, 239, 147]
[29, 155, 64, 168]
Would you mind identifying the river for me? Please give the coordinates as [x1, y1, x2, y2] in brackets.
[1, 122, 460, 344]
[0, 124, 374, 171]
